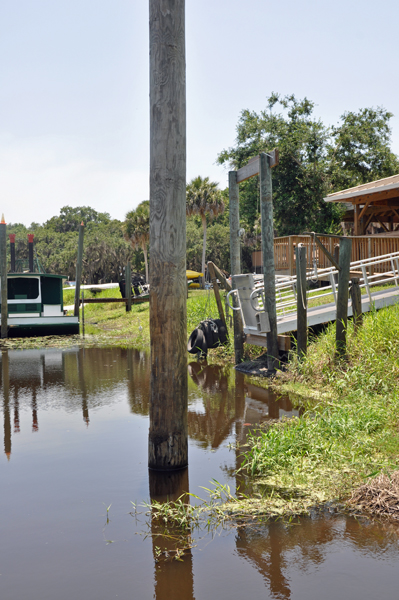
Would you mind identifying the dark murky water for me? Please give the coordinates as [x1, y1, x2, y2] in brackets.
[1, 347, 398, 600]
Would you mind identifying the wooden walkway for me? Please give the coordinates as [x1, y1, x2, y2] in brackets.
[230, 251, 399, 348]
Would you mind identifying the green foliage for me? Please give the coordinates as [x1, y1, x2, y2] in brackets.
[218, 93, 399, 237]
[8, 206, 134, 284]
[186, 176, 225, 279]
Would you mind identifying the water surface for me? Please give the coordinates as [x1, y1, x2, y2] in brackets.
[1, 347, 398, 600]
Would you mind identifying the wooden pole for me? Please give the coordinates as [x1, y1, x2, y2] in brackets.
[81, 291, 85, 338]
[28, 234, 34, 272]
[149, 0, 187, 470]
[9, 234, 15, 272]
[74, 222, 85, 318]
[207, 261, 228, 333]
[0, 220, 8, 339]
[229, 170, 244, 363]
[296, 244, 307, 358]
[335, 237, 352, 358]
[260, 153, 278, 372]
[350, 277, 362, 333]
[125, 263, 132, 312]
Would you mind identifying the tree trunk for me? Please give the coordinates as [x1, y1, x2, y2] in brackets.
[149, 0, 188, 470]
[142, 242, 149, 283]
[201, 213, 207, 288]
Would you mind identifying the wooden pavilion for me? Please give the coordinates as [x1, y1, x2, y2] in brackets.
[324, 173, 399, 236]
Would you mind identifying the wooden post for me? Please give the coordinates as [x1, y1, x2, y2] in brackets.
[9, 234, 15, 272]
[296, 244, 307, 358]
[260, 153, 278, 372]
[125, 263, 132, 312]
[336, 237, 352, 358]
[74, 222, 85, 318]
[81, 291, 85, 338]
[229, 170, 244, 363]
[207, 261, 228, 333]
[354, 204, 360, 236]
[350, 277, 362, 333]
[28, 234, 34, 272]
[288, 236, 294, 276]
[0, 219, 7, 339]
[149, 0, 187, 471]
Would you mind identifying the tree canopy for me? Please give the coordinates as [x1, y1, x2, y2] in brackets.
[217, 94, 399, 237]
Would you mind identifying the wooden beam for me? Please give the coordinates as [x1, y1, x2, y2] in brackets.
[312, 234, 340, 271]
[375, 216, 389, 232]
[236, 157, 259, 183]
[358, 198, 373, 220]
[207, 262, 228, 333]
[236, 149, 279, 183]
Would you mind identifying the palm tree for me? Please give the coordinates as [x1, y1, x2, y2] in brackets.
[186, 176, 224, 285]
[123, 201, 150, 282]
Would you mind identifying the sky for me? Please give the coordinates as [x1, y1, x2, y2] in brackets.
[1, 0, 399, 226]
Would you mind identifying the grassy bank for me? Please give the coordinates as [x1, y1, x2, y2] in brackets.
[236, 302, 399, 517]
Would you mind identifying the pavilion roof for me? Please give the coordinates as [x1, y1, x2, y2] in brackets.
[324, 173, 399, 204]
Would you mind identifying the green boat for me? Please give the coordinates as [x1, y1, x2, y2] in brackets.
[7, 272, 79, 337]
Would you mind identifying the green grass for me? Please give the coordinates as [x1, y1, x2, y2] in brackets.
[238, 302, 399, 515]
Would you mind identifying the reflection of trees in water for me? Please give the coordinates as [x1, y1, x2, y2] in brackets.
[235, 512, 399, 599]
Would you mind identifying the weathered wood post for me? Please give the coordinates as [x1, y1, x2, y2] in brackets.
[207, 261, 228, 333]
[125, 263, 132, 312]
[260, 153, 278, 372]
[350, 277, 362, 333]
[149, 0, 188, 470]
[295, 243, 307, 358]
[9, 234, 15, 272]
[0, 217, 7, 339]
[28, 234, 34, 272]
[229, 171, 244, 363]
[335, 237, 352, 358]
[74, 222, 85, 318]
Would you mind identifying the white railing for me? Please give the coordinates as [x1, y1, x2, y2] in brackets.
[227, 251, 399, 322]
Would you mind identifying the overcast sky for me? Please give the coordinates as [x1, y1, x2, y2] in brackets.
[1, 0, 398, 226]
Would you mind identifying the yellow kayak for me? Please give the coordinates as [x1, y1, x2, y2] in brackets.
[186, 270, 203, 280]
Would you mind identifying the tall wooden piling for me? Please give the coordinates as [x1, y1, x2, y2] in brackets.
[0, 218, 7, 339]
[148, 0, 188, 470]
[260, 153, 278, 372]
[296, 243, 307, 358]
[229, 171, 244, 363]
[74, 222, 85, 318]
[336, 237, 352, 358]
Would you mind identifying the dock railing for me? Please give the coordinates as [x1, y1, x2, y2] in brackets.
[253, 235, 399, 276]
[248, 251, 399, 322]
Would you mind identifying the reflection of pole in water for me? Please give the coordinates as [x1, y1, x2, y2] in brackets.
[149, 468, 195, 600]
[13, 388, 20, 433]
[2, 351, 11, 459]
[236, 524, 291, 600]
[77, 349, 89, 426]
[31, 387, 38, 432]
